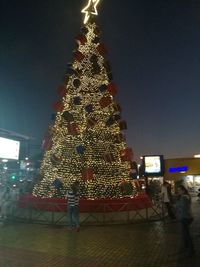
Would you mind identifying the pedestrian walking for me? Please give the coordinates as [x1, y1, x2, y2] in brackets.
[66, 180, 80, 232]
[161, 181, 176, 219]
[176, 185, 195, 257]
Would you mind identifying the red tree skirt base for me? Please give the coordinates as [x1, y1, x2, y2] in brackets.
[18, 193, 152, 213]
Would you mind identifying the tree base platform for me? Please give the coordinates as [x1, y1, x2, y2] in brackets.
[18, 193, 152, 212]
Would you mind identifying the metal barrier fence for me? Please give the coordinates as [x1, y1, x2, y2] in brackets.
[6, 198, 165, 226]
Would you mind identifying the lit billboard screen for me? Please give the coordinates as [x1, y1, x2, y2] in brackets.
[142, 155, 164, 176]
[0, 137, 20, 160]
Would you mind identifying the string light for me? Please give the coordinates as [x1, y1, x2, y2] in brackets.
[33, 14, 135, 199]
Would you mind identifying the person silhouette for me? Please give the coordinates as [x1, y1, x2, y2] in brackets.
[66, 180, 80, 232]
[161, 181, 176, 219]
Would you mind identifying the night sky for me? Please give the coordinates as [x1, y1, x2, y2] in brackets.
[1, 0, 200, 161]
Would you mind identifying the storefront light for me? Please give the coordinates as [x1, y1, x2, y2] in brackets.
[186, 175, 193, 182]
[169, 166, 188, 173]
[195, 176, 200, 182]
[194, 154, 200, 158]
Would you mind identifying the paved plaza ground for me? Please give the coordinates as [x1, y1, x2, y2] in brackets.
[0, 199, 199, 267]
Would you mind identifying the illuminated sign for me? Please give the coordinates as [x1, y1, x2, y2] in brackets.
[0, 137, 20, 160]
[168, 166, 189, 173]
[142, 155, 164, 176]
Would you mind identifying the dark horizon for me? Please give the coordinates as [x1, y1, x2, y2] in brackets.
[1, 0, 200, 161]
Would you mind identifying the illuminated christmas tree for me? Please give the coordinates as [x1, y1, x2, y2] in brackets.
[33, 0, 137, 199]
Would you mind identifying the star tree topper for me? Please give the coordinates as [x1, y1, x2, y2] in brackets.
[81, 0, 101, 24]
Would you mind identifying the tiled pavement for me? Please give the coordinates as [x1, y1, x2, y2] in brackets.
[0, 200, 199, 267]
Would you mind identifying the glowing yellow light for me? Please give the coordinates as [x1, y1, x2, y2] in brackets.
[33, 17, 136, 200]
[81, 0, 101, 24]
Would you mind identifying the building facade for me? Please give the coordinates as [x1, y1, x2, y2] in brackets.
[164, 158, 200, 191]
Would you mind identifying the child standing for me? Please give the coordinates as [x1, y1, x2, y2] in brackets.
[66, 181, 80, 231]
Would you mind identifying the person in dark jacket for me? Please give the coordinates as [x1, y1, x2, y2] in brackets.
[176, 185, 195, 256]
